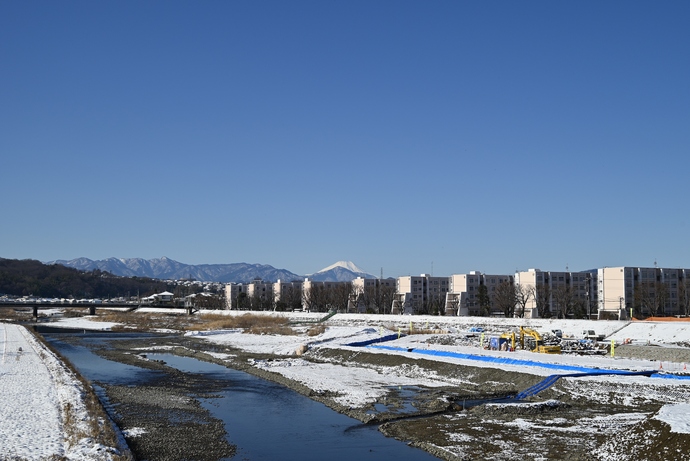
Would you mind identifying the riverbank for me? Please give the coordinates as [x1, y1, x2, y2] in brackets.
[14, 310, 690, 460]
[0, 323, 130, 460]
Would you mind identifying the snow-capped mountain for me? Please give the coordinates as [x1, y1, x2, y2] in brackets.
[47, 257, 376, 283]
[47, 257, 302, 283]
[307, 261, 375, 282]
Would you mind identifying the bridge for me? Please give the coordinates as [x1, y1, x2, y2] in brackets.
[0, 301, 203, 316]
[0, 301, 139, 317]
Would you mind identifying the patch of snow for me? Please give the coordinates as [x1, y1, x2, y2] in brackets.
[121, 427, 147, 438]
[653, 404, 690, 434]
[50, 316, 119, 331]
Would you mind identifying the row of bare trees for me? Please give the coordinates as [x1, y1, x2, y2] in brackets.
[233, 282, 398, 314]
[632, 279, 690, 317]
[472, 282, 594, 319]
[353, 283, 398, 314]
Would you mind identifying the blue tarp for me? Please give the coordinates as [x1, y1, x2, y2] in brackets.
[346, 334, 402, 348]
[367, 344, 690, 381]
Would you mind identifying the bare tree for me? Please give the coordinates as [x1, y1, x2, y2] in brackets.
[514, 284, 532, 318]
[236, 292, 249, 310]
[655, 281, 669, 316]
[304, 284, 326, 312]
[635, 281, 656, 317]
[679, 278, 690, 316]
[375, 283, 397, 314]
[572, 298, 589, 319]
[477, 284, 491, 317]
[279, 285, 303, 311]
[424, 290, 446, 315]
[552, 285, 575, 319]
[528, 284, 551, 318]
[493, 281, 516, 318]
[359, 284, 377, 313]
[331, 282, 353, 312]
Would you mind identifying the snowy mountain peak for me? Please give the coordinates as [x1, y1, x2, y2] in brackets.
[316, 261, 367, 274]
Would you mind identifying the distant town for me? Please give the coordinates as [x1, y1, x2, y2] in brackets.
[225, 265, 690, 320]
[5, 258, 688, 321]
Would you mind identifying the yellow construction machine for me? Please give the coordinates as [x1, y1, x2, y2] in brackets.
[519, 327, 561, 354]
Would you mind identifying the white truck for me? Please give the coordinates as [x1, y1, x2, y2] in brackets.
[582, 330, 605, 341]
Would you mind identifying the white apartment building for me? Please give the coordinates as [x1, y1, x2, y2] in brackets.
[396, 274, 450, 314]
[225, 278, 276, 310]
[448, 272, 483, 315]
[447, 272, 513, 316]
[351, 277, 396, 313]
[301, 278, 350, 311]
[514, 269, 597, 318]
[272, 279, 303, 311]
[597, 266, 690, 318]
[224, 282, 248, 309]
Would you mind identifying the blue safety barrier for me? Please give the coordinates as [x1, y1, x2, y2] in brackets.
[345, 334, 402, 348]
[367, 344, 690, 381]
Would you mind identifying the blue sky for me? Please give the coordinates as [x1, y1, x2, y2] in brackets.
[1, 1, 689, 278]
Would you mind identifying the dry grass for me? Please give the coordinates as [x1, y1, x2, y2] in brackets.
[0, 307, 35, 322]
[189, 313, 296, 335]
[91, 310, 298, 335]
[94, 311, 193, 331]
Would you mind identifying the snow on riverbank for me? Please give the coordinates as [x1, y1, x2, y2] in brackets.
[181, 315, 690, 436]
[0, 323, 126, 460]
[49, 311, 690, 436]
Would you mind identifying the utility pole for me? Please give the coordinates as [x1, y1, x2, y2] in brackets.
[585, 273, 591, 319]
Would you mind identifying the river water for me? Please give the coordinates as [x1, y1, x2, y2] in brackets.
[44, 331, 438, 460]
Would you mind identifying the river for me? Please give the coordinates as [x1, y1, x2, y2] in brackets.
[43, 330, 439, 460]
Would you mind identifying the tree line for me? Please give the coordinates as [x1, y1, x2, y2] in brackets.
[235, 282, 398, 314]
[0, 258, 170, 299]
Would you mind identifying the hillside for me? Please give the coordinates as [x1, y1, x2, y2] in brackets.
[0, 258, 169, 299]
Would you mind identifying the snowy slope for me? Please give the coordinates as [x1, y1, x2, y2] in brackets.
[308, 261, 376, 281]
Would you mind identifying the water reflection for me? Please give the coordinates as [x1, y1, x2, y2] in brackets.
[44, 336, 163, 385]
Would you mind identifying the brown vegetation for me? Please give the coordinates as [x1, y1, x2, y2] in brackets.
[0, 307, 34, 322]
[189, 313, 295, 335]
[94, 311, 192, 331]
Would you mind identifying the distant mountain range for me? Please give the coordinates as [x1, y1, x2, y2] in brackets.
[46, 257, 376, 283]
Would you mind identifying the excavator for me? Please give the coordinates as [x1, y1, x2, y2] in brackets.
[500, 327, 561, 354]
[519, 326, 561, 354]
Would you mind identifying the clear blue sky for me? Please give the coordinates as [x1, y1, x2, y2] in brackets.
[1, 1, 689, 277]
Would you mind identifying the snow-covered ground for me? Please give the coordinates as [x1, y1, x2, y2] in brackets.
[33, 311, 690, 455]
[0, 323, 125, 460]
[179, 312, 690, 435]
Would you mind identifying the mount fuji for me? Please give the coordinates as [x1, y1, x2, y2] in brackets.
[308, 261, 376, 282]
